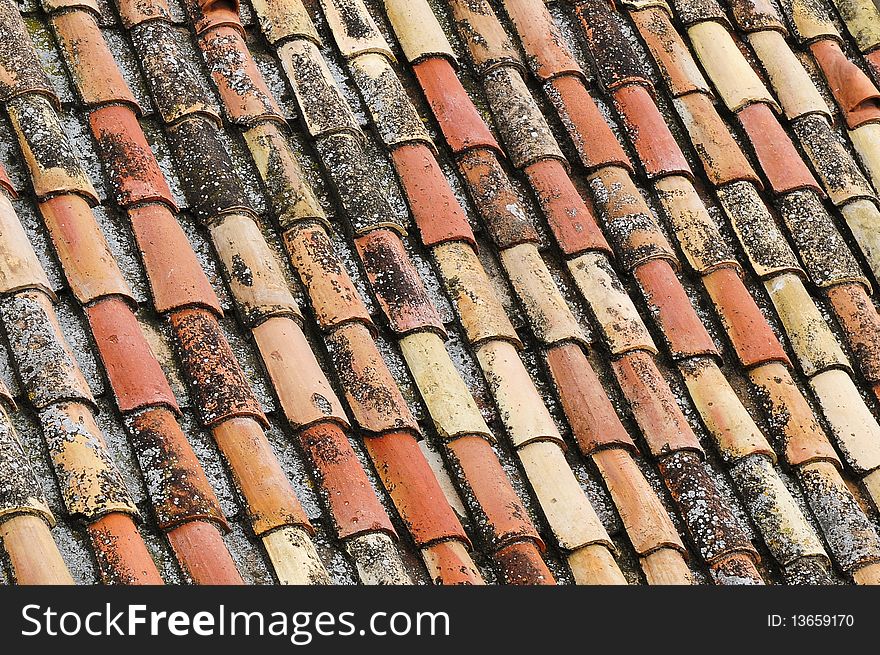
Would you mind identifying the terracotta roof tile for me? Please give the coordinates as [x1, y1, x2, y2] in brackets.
[782, 0, 843, 44]
[810, 38, 880, 128]
[383, 0, 457, 66]
[671, 0, 732, 27]
[116, 0, 172, 28]
[447, 0, 524, 77]
[249, 0, 320, 45]
[86, 512, 165, 584]
[187, 0, 246, 37]
[727, 0, 788, 33]
[321, 0, 394, 61]
[165, 520, 244, 584]
[824, 281, 880, 385]
[0, 514, 74, 584]
[502, 0, 584, 82]
[0, 2, 57, 106]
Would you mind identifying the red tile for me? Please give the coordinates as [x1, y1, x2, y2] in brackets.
[0, 162, 16, 197]
[299, 422, 397, 540]
[502, 0, 583, 82]
[390, 142, 476, 248]
[190, 0, 246, 36]
[117, 0, 172, 28]
[493, 540, 555, 585]
[544, 342, 637, 455]
[166, 521, 244, 585]
[85, 296, 180, 414]
[413, 57, 502, 157]
[447, 0, 524, 76]
[866, 48, 880, 85]
[824, 282, 880, 384]
[86, 513, 164, 584]
[810, 39, 880, 129]
[612, 84, 692, 180]
[523, 158, 611, 257]
[128, 203, 223, 315]
[634, 258, 719, 360]
[702, 267, 790, 369]
[736, 102, 822, 195]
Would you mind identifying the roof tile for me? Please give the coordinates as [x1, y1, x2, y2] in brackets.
[824, 281, 880, 382]
[447, 0, 524, 77]
[0, 410, 55, 526]
[783, 0, 842, 44]
[41, 0, 102, 16]
[165, 520, 244, 584]
[809, 38, 880, 128]
[502, 0, 584, 82]
[0, 191, 54, 298]
[186, 0, 246, 37]
[249, 0, 320, 45]
[116, 0, 172, 28]
[383, 0, 457, 66]
[670, 0, 732, 27]
[321, 0, 394, 61]
[0, 514, 73, 584]
[848, 121, 880, 193]
[0, 2, 57, 106]
[727, 0, 788, 33]
[85, 513, 164, 584]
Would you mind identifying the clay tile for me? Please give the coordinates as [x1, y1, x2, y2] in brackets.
[545, 342, 637, 454]
[243, 122, 328, 231]
[850, 122, 880, 191]
[737, 103, 823, 195]
[657, 449, 758, 563]
[85, 297, 180, 413]
[776, 190, 868, 289]
[325, 322, 419, 435]
[130, 21, 222, 126]
[38, 194, 135, 306]
[283, 222, 373, 331]
[299, 421, 396, 539]
[747, 361, 841, 466]
[456, 149, 539, 249]
[383, 0, 457, 66]
[165, 521, 244, 584]
[840, 200, 880, 280]
[764, 272, 851, 376]
[575, 0, 653, 92]
[445, 434, 543, 549]
[322, 0, 394, 61]
[825, 282, 880, 383]
[701, 266, 790, 368]
[210, 214, 303, 327]
[51, 11, 140, 113]
[567, 250, 658, 356]
[433, 240, 521, 347]
[483, 67, 567, 170]
[391, 143, 476, 249]
[277, 39, 361, 140]
[212, 417, 312, 535]
[634, 258, 719, 359]
[0, 194, 54, 299]
[448, 0, 525, 77]
[412, 57, 502, 157]
[669, 0, 732, 26]
[833, 0, 880, 52]
[363, 430, 469, 547]
[0, 415, 54, 526]
[86, 513, 162, 584]
[199, 26, 286, 127]
[493, 541, 554, 585]
[88, 105, 177, 210]
[586, 165, 678, 270]
[866, 48, 880, 81]
[0, 163, 14, 198]
[6, 95, 99, 206]
[185, 0, 245, 37]
[0, 3, 58, 108]
[165, 117, 254, 224]
[715, 181, 803, 279]
[250, 0, 320, 45]
[117, 0, 172, 28]
[355, 229, 446, 337]
[679, 358, 776, 461]
[688, 21, 781, 113]
[127, 203, 222, 315]
[611, 351, 703, 455]
[315, 133, 408, 237]
[503, 0, 585, 82]
[728, 0, 788, 32]
[420, 540, 483, 583]
[630, 7, 713, 98]
[653, 175, 739, 273]
[524, 159, 612, 257]
[546, 76, 633, 173]
[810, 39, 880, 128]
[39, 401, 139, 520]
[784, 0, 842, 44]
[746, 30, 831, 121]
[42, 0, 102, 16]
[516, 439, 614, 550]
[251, 316, 350, 430]
[169, 308, 267, 427]
[612, 84, 692, 180]
[351, 54, 434, 151]
[501, 243, 590, 348]
[127, 406, 228, 530]
[398, 331, 492, 441]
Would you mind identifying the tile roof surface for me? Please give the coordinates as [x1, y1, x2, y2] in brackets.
[0, 0, 879, 585]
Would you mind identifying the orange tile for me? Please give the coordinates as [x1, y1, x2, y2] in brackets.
[421, 539, 484, 584]
[523, 158, 611, 257]
[413, 57, 502, 157]
[824, 282, 880, 384]
[128, 203, 223, 315]
[611, 351, 703, 456]
[42, 0, 101, 15]
[612, 84, 692, 180]
[189, 0, 246, 36]
[363, 430, 470, 548]
[866, 48, 880, 83]
[702, 267, 790, 369]
[299, 421, 396, 540]
[810, 38, 880, 129]
[355, 229, 446, 337]
[447, 0, 524, 76]
[493, 540, 555, 585]
[0, 163, 15, 198]
[634, 258, 719, 360]
[52, 10, 140, 111]
[117, 0, 172, 28]
[544, 342, 637, 455]
[391, 143, 476, 248]
[166, 521, 244, 585]
[85, 296, 180, 414]
[502, 0, 583, 82]
[169, 308, 267, 427]
[736, 102, 822, 195]
[86, 513, 164, 584]
[88, 105, 176, 209]
[0, 515, 73, 585]
[127, 407, 228, 530]
[456, 148, 539, 249]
